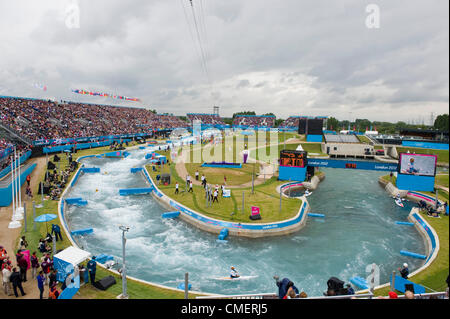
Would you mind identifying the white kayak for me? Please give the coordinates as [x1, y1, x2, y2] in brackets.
[212, 275, 258, 281]
[395, 199, 404, 207]
[304, 191, 313, 197]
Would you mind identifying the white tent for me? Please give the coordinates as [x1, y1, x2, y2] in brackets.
[54, 246, 91, 266]
[53, 246, 91, 282]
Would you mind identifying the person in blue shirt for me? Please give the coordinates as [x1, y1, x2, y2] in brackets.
[51, 224, 63, 242]
[87, 257, 97, 285]
[274, 276, 299, 299]
[37, 271, 45, 299]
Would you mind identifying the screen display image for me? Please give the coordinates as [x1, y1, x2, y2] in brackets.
[297, 118, 324, 135]
[280, 150, 307, 167]
[398, 153, 437, 177]
[307, 119, 324, 135]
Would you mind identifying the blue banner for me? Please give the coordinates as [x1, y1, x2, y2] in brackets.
[307, 158, 398, 171]
[402, 140, 449, 150]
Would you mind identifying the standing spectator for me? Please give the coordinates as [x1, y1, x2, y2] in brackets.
[175, 182, 179, 194]
[30, 252, 39, 280]
[9, 267, 26, 298]
[201, 174, 206, 188]
[212, 189, 219, 204]
[399, 263, 409, 279]
[26, 174, 31, 187]
[17, 254, 28, 282]
[195, 170, 199, 181]
[37, 271, 45, 299]
[2, 265, 12, 296]
[87, 257, 97, 285]
[186, 174, 191, 188]
[188, 181, 193, 193]
[41, 256, 51, 285]
[48, 284, 60, 299]
[0, 246, 7, 265]
[51, 224, 63, 242]
[49, 269, 58, 288]
[26, 186, 33, 199]
[19, 236, 28, 250]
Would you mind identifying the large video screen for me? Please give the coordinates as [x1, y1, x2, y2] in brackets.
[398, 153, 437, 177]
[280, 150, 307, 167]
[307, 119, 324, 135]
[298, 118, 307, 134]
[297, 118, 324, 135]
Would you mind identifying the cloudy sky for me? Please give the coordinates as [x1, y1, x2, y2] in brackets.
[0, 0, 448, 123]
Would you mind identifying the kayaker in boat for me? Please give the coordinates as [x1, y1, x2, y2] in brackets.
[230, 266, 240, 279]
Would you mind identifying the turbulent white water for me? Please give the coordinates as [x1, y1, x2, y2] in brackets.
[65, 148, 426, 296]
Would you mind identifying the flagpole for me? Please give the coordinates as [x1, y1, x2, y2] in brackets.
[18, 150, 22, 209]
[11, 156, 15, 217]
[14, 147, 19, 211]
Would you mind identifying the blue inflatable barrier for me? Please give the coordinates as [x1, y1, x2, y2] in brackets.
[162, 211, 180, 219]
[95, 254, 114, 264]
[73, 200, 88, 207]
[145, 153, 156, 160]
[395, 221, 414, 226]
[308, 213, 325, 218]
[218, 228, 229, 241]
[71, 228, 94, 236]
[177, 283, 192, 290]
[65, 198, 83, 204]
[119, 187, 153, 196]
[123, 151, 130, 158]
[400, 250, 427, 260]
[139, 146, 146, 150]
[350, 276, 368, 290]
[81, 167, 100, 173]
[130, 167, 143, 173]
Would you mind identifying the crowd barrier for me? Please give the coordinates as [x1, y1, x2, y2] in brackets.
[402, 140, 449, 150]
[0, 163, 36, 206]
[0, 150, 32, 179]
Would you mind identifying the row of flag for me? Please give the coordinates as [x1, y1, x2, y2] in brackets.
[33, 83, 47, 91]
[71, 89, 141, 102]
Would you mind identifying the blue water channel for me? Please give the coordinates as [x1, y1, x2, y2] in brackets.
[64, 148, 426, 296]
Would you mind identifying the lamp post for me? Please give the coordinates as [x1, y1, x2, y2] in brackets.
[117, 225, 130, 299]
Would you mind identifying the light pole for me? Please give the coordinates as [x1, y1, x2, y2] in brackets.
[118, 225, 130, 299]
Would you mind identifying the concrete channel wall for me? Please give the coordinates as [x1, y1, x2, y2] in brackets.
[143, 165, 310, 238]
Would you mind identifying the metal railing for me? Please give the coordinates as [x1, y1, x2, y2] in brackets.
[196, 291, 448, 300]
[196, 292, 375, 300]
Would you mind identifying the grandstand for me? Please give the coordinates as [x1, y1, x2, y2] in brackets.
[0, 95, 188, 148]
[324, 134, 360, 143]
[232, 115, 276, 128]
[186, 113, 225, 125]
[279, 116, 301, 128]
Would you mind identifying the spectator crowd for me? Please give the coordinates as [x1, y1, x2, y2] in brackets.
[232, 115, 276, 127]
[187, 113, 226, 125]
[0, 96, 188, 146]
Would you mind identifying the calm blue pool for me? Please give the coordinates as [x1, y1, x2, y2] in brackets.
[64, 148, 426, 296]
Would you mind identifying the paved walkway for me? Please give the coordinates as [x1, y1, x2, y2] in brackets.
[0, 156, 48, 300]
